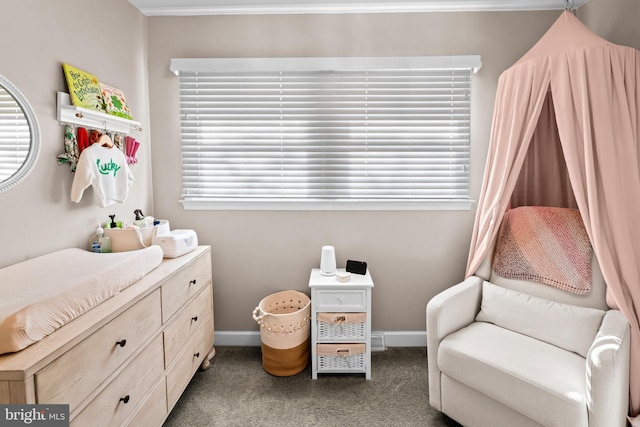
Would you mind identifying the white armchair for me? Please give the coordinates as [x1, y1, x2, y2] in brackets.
[426, 210, 630, 427]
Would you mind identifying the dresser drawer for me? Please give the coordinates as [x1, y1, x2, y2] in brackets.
[166, 313, 214, 409]
[36, 289, 162, 410]
[315, 290, 366, 311]
[71, 335, 164, 426]
[164, 283, 213, 366]
[125, 378, 167, 427]
[161, 253, 212, 322]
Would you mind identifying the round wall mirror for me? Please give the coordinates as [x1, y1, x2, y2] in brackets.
[0, 74, 41, 193]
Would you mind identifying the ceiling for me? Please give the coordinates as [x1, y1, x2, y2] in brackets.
[128, 0, 589, 16]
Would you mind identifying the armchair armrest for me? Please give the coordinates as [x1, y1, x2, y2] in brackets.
[427, 275, 484, 343]
[586, 309, 630, 427]
[426, 275, 483, 410]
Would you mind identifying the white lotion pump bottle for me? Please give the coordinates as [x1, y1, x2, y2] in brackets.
[96, 223, 112, 253]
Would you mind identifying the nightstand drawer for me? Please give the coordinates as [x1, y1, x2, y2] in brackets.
[315, 290, 366, 311]
[317, 312, 366, 341]
[317, 343, 366, 372]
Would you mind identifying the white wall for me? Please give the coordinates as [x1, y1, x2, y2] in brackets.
[579, 0, 639, 49]
[1, 0, 635, 338]
[0, 0, 153, 267]
[146, 10, 561, 332]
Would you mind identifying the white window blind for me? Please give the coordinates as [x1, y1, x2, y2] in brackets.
[0, 87, 29, 182]
[171, 56, 481, 210]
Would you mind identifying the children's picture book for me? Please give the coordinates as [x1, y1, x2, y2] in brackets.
[62, 63, 104, 112]
[99, 82, 133, 120]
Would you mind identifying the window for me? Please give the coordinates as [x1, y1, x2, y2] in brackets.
[171, 56, 481, 210]
[0, 85, 30, 182]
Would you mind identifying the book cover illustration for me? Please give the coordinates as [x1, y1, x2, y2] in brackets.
[99, 82, 133, 120]
[62, 63, 104, 112]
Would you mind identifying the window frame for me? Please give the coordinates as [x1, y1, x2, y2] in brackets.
[171, 56, 481, 211]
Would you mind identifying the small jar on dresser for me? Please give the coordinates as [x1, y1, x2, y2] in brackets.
[308, 268, 374, 380]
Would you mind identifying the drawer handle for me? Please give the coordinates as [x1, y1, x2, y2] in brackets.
[191, 316, 198, 322]
[189, 279, 197, 286]
[120, 395, 130, 404]
[194, 352, 200, 358]
[115, 339, 127, 348]
[337, 297, 344, 303]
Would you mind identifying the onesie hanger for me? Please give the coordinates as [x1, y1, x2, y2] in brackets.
[96, 121, 114, 148]
[98, 133, 114, 148]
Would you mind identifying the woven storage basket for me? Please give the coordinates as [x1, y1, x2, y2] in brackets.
[317, 343, 366, 371]
[317, 312, 366, 341]
[252, 290, 311, 376]
[261, 339, 310, 377]
[102, 220, 170, 252]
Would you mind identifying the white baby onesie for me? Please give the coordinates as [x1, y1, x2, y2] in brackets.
[71, 143, 134, 207]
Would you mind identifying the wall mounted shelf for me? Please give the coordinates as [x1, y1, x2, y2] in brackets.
[56, 92, 141, 134]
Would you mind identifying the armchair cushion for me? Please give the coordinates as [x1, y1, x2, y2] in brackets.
[439, 321, 588, 426]
[476, 282, 605, 357]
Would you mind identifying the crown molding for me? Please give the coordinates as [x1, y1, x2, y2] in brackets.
[128, 0, 589, 16]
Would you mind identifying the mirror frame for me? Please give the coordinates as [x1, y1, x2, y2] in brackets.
[0, 74, 41, 193]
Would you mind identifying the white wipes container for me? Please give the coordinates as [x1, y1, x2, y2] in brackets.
[152, 229, 198, 258]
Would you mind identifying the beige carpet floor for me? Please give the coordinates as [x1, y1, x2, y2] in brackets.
[163, 346, 461, 427]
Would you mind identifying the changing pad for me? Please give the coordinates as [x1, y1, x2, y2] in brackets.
[0, 246, 163, 354]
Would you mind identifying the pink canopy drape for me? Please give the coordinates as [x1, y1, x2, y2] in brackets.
[466, 10, 640, 419]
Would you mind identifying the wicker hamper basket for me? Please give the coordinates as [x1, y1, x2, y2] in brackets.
[252, 290, 311, 376]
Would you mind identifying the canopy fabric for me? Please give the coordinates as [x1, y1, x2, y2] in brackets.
[466, 10, 640, 418]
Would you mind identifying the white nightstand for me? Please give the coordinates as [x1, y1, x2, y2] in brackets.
[308, 268, 374, 379]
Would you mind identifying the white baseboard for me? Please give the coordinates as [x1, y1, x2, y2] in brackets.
[214, 330, 427, 348]
[215, 331, 262, 346]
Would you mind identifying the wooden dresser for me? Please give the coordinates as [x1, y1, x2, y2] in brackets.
[0, 245, 214, 427]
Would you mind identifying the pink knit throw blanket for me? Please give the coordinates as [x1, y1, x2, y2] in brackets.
[492, 206, 592, 294]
